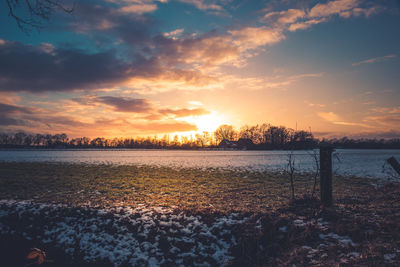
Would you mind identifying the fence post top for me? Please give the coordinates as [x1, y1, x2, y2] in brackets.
[319, 145, 334, 151]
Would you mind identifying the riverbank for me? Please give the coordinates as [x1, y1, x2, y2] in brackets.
[0, 162, 399, 266]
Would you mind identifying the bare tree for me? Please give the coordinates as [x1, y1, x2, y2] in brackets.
[5, 0, 74, 32]
[214, 124, 237, 143]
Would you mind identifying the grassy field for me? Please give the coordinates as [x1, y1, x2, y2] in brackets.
[0, 162, 399, 266]
[0, 162, 376, 212]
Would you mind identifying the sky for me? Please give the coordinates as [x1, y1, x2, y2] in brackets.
[0, 0, 400, 139]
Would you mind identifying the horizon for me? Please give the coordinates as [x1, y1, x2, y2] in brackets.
[1, 0, 400, 140]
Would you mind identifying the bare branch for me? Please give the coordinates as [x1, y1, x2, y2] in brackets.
[5, 0, 74, 33]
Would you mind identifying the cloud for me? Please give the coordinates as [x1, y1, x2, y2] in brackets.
[224, 72, 323, 91]
[117, 2, 158, 14]
[95, 119, 198, 134]
[1, 0, 383, 96]
[24, 114, 91, 128]
[159, 108, 210, 117]
[263, 9, 306, 24]
[364, 114, 400, 126]
[352, 54, 397, 66]
[333, 121, 371, 127]
[0, 101, 91, 129]
[288, 18, 327, 31]
[0, 99, 200, 136]
[0, 102, 31, 126]
[0, 40, 219, 93]
[153, 32, 240, 68]
[178, 0, 223, 11]
[318, 111, 341, 122]
[369, 106, 400, 114]
[73, 95, 210, 120]
[0, 3, 327, 96]
[308, 0, 361, 18]
[305, 101, 326, 108]
[95, 96, 153, 113]
[0, 41, 134, 92]
[163, 28, 184, 39]
[0, 102, 31, 114]
[318, 111, 371, 128]
[263, 0, 382, 33]
[153, 25, 285, 70]
[229, 26, 284, 51]
[308, 0, 379, 19]
[69, 3, 155, 45]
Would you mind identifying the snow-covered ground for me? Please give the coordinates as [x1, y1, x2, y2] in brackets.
[1, 200, 399, 266]
[0, 200, 249, 266]
[0, 149, 399, 178]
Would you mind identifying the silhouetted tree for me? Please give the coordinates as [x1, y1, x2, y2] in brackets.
[214, 125, 237, 143]
[0, 126, 398, 149]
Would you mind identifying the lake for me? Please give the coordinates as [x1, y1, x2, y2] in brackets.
[1, 149, 399, 178]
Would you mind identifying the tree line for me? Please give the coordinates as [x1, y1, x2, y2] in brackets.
[0, 123, 399, 149]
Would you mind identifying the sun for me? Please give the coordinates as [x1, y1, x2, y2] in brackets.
[178, 111, 230, 136]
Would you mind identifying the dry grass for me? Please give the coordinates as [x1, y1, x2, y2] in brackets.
[0, 162, 375, 212]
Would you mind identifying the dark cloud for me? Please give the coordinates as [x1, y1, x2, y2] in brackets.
[0, 102, 31, 126]
[0, 117, 25, 126]
[24, 115, 90, 128]
[0, 39, 215, 93]
[0, 101, 90, 128]
[72, 96, 211, 119]
[69, 3, 155, 47]
[96, 96, 153, 113]
[0, 41, 133, 92]
[0, 102, 31, 114]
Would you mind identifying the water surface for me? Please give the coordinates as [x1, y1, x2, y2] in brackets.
[0, 149, 399, 178]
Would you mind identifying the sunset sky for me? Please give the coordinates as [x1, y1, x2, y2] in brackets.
[0, 0, 399, 139]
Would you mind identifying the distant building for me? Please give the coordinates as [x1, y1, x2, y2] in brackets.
[237, 138, 254, 148]
[218, 138, 254, 150]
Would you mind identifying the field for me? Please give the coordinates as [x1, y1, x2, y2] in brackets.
[0, 162, 399, 266]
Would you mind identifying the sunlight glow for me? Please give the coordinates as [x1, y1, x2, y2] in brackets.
[183, 111, 229, 133]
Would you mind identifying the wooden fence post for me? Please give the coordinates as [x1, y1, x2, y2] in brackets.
[320, 146, 334, 207]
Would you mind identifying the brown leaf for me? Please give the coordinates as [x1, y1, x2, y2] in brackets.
[26, 248, 46, 264]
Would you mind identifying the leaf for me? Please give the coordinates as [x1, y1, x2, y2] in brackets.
[26, 248, 46, 264]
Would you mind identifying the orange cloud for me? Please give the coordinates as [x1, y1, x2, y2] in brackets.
[262, 0, 381, 33]
[318, 111, 341, 122]
[159, 108, 210, 118]
[288, 18, 327, 32]
[229, 26, 284, 51]
[178, 0, 222, 11]
[118, 3, 158, 14]
[263, 9, 305, 24]
[309, 0, 360, 18]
